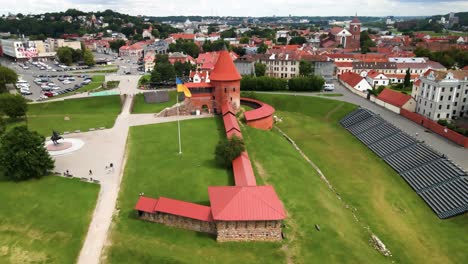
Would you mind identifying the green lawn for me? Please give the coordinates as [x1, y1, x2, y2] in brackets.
[248, 93, 468, 264]
[105, 118, 284, 263]
[0, 176, 99, 263]
[76, 75, 105, 93]
[132, 90, 176, 114]
[7, 96, 122, 136]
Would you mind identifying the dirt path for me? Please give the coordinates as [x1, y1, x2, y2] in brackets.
[324, 102, 344, 122]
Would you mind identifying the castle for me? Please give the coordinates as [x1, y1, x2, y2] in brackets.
[135, 48, 284, 242]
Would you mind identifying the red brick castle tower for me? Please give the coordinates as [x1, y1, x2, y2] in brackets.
[209, 48, 241, 114]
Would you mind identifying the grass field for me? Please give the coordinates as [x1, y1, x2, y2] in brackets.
[0, 176, 99, 263]
[106, 93, 467, 263]
[249, 93, 468, 264]
[132, 90, 176, 114]
[4, 96, 122, 136]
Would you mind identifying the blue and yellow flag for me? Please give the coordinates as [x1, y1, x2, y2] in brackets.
[176, 77, 192, 98]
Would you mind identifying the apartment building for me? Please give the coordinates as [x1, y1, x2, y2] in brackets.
[257, 52, 299, 79]
[415, 70, 468, 120]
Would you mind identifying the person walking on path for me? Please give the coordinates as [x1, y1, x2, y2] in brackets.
[89, 169, 93, 176]
[110, 163, 114, 173]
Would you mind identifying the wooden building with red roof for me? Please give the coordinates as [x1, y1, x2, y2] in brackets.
[376, 88, 416, 114]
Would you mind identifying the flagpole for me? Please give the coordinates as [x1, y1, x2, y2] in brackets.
[176, 84, 182, 155]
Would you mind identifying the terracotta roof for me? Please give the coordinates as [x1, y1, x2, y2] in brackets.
[330, 27, 345, 35]
[154, 197, 213, 222]
[351, 16, 361, 24]
[210, 49, 241, 81]
[462, 66, 468, 71]
[135, 196, 159, 213]
[377, 89, 412, 108]
[339, 72, 364, 88]
[226, 129, 243, 139]
[208, 186, 286, 221]
[366, 70, 388, 79]
[423, 69, 468, 81]
[414, 79, 421, 86]
[185, 82, 213, 88]
[221, 102, 235, 116]
[170, 33, 196, 40]
[335, 62, 353, 68]
[232, 152, 257, 187]
[223, 113, 241, 133]
[242, 98, 275, 122]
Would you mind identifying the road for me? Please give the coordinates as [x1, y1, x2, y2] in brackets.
[260, 81, 468, 170]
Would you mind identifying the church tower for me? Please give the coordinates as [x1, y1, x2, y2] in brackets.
[349, 15, 361, 50]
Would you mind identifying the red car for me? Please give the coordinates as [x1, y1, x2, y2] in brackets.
[43, 92, 54, 97]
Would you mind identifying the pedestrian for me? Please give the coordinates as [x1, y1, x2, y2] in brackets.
[89, 169, 93, 176]
[110, 163, 114, 172]
[66, 170, 70, 176]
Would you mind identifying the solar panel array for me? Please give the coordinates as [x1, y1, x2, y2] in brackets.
[340, 108, 468, 219]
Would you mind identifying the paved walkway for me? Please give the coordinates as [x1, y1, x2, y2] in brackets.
[260, 82, 468, 170]
[67, 92, 211, 264]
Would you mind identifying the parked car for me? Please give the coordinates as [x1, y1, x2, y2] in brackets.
[323, 83, 335, 91]
[43, 92, 54, 97]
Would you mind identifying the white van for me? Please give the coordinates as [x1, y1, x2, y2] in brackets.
[323, 83, 335, 91]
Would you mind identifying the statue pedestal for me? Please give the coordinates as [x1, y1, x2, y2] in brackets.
[46, 142, 73, 151]
[45, 138, 85, 156]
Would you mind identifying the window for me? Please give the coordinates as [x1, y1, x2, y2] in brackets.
[446, 113, 450, 118]
[439, 105, 442, 110]
[424, 101, 427, 106]
[454, 102, 458, 106]
[437, 113, 440, 118]
[447, 105, 450, 110]
[430, 103, 432, 108]
[442, 87, 445, 92]
[448, 96, 452, 101]
[224, 88, 227, 93]
[453, 110, 457, 115]
[232, 88, 235, 92]
[464, 98, 467, 103]
[450, 87, 453, 92]
[440, 96, 444, 101]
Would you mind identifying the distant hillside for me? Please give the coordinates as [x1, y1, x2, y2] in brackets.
[431, 12, 468, 26]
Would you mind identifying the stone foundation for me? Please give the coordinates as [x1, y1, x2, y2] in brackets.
[138, 211, 216, 234]
[216, 220, 282, 242]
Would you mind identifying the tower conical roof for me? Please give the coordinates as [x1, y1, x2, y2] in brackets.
[210, 49, 241, 81]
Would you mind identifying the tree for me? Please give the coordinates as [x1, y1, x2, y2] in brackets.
[83, 49, 95, 66]
[288, 76, 325, 92]
[215, 136, 245, 168]
[109, 39, 126, 52]
[151, 60, 175, 83]
[0, 93, 27, 119]
[232, 46, 246, 57]
[360, 31, 376, 54]
[257, 43, 268, 54]
[57, 47, 73, 65]
[220, 29, 237, 39]
[277, 37, 287, 45]
[239, 36, 250, 44]
[289, 36, 306, 45]
[0, 66, 18, 93]
[404, 68, 411, 88]
[0, 126, 54, 181]
[299, 60, 313, 76]
[0, 118, 5, 136]
[254, 63, 266, 77]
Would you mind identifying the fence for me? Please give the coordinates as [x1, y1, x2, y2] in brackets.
[400, 109, 468, 148]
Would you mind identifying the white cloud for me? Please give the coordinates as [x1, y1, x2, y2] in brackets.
[0, 0, 467, 17]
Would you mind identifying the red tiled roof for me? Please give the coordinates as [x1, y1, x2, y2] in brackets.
[367, 70, 387, 79]
[135, 196, 158, 213]
[226, 129, 243, 139]
[210, 50, 241, 81]
[330, 27, 345, 35]
[221, 102, 235, 116]
[414, 79, 421, 86]
[242, 98, 275, 122]
[335, 62, 353, 68]
[339, 72, 364, 88]
[232, 152, 257, 187]
[223, 113, 240, 133]
[208, 186, 286, 221]
[185, 82, 213, 88]
[351, 16, 361, 24]
[462, 65, 468, 71]
[170, 33, 196, 40]
[154, 197, 213, 222]
[377, 88, 412, 108]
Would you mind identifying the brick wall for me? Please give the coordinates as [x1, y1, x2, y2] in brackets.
[216, 220, 283, 242]
[138, 212, 216, 234]
[246, 116, 274, 130]
[400, 109, 468, 148]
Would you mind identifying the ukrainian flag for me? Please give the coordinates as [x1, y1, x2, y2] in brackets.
[176, 77, 192, 98]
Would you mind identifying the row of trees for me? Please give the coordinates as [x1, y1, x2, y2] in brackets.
[147, 54, 196, 84]
[240, 75, 325, 92]
[57, 46, 95, 66]
[0, 94, 53, 181]
[414, 47, 468, 69]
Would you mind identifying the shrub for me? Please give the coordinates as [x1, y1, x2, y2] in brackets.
[288, 76, 325, 92]
[437, 119, 449, 126]
[241, 76, 287, 91]
[454, 128, 466, 135]
[215, 135, 245, 168]
[447, 123, 456, 130]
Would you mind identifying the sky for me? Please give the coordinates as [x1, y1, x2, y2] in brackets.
[0, 0, 467, 17]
